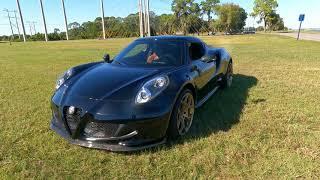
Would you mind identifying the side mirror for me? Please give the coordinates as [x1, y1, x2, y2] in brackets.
[103, 54, 111, 63]
[201, 54, 217, 63]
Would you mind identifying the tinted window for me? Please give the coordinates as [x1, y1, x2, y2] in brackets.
[189, 43, 205, 60]
[113, 40, 184, 66]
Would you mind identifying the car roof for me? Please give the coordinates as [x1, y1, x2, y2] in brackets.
[136, 35, 203, 43]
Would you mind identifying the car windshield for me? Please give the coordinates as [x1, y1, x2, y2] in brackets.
[112, 39, 184, 67]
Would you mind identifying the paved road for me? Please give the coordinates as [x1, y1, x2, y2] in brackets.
[276, 33, 320, 42]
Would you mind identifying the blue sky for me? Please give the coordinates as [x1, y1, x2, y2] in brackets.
[0, 0, 319, 35]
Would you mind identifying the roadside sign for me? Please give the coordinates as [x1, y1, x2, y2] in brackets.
[299, 14, 305, 22]
[297, 14, 305, 40]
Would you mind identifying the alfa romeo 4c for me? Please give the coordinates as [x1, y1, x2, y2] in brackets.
[50, 36, 233, 151]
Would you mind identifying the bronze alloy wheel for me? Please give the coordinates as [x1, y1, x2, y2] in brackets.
[227, 62, 233, 87]
[221, 61, 233, 89]
[176, 92, 195, 135]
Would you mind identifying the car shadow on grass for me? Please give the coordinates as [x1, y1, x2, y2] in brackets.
[193, 74, 257, 133]
[169, 73, 258, 146]
[123, 74, 257, 154]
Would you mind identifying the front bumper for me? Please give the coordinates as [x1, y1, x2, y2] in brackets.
[50, 110, 170, 152]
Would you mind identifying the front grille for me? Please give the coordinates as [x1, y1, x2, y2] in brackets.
[64, 107, 82, 134]
[84, 121, 119, 138]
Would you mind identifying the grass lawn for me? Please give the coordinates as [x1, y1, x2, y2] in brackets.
[0, 34, 319, 179]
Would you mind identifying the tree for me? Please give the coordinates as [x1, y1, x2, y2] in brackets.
[103, 17, 122, 38]
[123, 13, 140, 37]
[256, 26, 264, 31]
[199, 21, 210, 35]
[200, 0, 220, 23]
[67, 22, 82, 40]
[156, 14, 176, 35]
[48, 32, 62, 41]
[172, 0, 201, 35]
[146, 11, 158, 36]
[81, 21, 101, 39]
[215, 3, 247, 34]
[68, 22, 80, 29]
[267, 11, 284, 31]
[200, 0, 220, 34]
[30, 33, 45, 41]
[188, 15, 203, 35]
[53, 28, 60, 34]
[251, 0, 278, 32]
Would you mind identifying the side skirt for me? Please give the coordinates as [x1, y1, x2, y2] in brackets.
[195, 86, 219, 108]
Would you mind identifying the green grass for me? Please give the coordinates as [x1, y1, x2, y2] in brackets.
[0, 34, 319, 179]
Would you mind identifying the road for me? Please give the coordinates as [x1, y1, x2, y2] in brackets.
[276, 32, 320, 42]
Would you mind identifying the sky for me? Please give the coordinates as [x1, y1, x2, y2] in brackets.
[0, 0, 319, 36]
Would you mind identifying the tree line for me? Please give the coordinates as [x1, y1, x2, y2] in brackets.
[1, 0, 286, 41]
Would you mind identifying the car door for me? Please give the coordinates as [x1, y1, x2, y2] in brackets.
[188, 42, 216, 101]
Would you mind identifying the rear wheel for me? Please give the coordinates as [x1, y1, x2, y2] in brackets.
[221, 61, 233, 88]
[168, 89, 195, 139]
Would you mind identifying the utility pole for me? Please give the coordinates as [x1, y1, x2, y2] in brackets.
[32, 21, 37, 34]
[138, 0, 144, 37]
[13, 11, 21, 39]
[61, 0, 69, 40]
[39, 0, 48, 41]
[3, 9, 15, 40]
[27, 21, 37, 35]
[100, 0, 106, 39]
[16, 0, 26, 42]
[27, 21, 33, 36]
[146, 0, 150, 36]
[143, 0, 147, 36]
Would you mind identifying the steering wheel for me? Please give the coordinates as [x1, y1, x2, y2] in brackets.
[159, 54, 176, 64]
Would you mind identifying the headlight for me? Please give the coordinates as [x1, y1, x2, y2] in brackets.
[135, 75, 169, 104]
[55, 68, 74, 90]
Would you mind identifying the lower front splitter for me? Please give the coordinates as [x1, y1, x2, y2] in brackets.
[50, 121, 167, 152]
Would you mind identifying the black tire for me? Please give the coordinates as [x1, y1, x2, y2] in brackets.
[221, 61, 233, 89]
[167, 89, 195, 139]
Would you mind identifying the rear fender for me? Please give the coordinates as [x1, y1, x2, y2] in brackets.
[208, 48, 231, 75]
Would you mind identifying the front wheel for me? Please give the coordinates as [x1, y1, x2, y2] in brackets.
[221, 61, 233, 89]
[167, 89, 195, 139]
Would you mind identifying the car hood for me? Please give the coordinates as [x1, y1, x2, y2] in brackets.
[67, 63, 164, 100]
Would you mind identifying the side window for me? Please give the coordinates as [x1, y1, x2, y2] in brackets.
[189, 42, 205, 61]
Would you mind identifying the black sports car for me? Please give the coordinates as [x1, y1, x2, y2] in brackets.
[50, 36, 233, 151]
